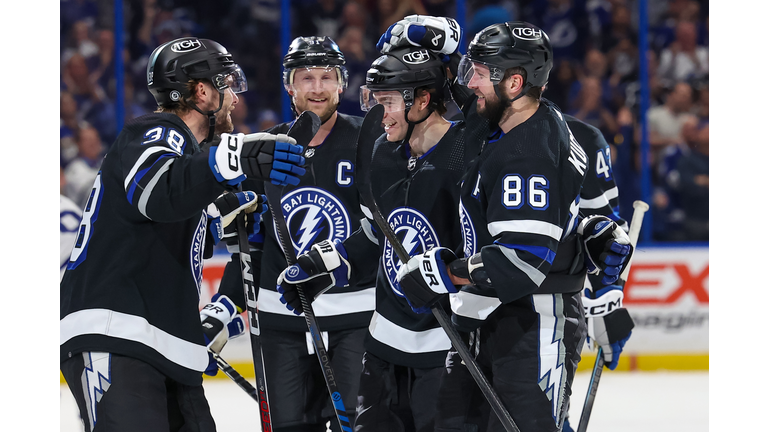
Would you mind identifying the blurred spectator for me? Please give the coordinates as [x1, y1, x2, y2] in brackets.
[676, 122, 708, 241]
[231, 98, 259, 135]
[257, 109, 279, 131]
[64, 126, 105, 208]
[61, 91, 83, 167]
[568, 48, 620, 111]
[610, 106, 642, 223]
[339, 1, 379, 50]
[647, 81, 695, 149]
[62, 20, 100, 69]
[467, 4, 513, 43]
[527, 0, 590, 62]
[336, 25, 372, 117]
[296, 0, 345, 39]
[376, 0, 427, 34]
[91, 28, 116, 90]
[61, 0, 99, 45]
[62, 53, 107, 119]
[545, 59, 577, 111]
[657, 19, 708, 86]
[695, 82, 708, 123]
[568, 76, 618, 138]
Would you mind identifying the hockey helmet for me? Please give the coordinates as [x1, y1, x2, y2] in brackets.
[360, 46, 448, 113]
[282, 36, 348, 91]
[457, 22, 552, 95]
[147, 37, 247, 107]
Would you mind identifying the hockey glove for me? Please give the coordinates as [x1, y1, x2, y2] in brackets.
[396, 247, 459, 314]
[447, 254, 502, 332]
[578, 215, 633, 285]
[200, 294, 246, 376]
[582, 285, 634, 370]
[207, 191, 268, 245]
[276, 239, 352, 315]
[209, 132, 306, 186]
[377, 15, 462, 57]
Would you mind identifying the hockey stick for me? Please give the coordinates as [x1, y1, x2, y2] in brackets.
[354, 105, 519, 432]
[211, 351, 260, 403]
[576, 200, 649, 432]
[233, 189, 273, 431]
[261, 111, 355, 432]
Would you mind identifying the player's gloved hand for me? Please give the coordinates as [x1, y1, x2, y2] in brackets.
[209, 132, 306, 186]
[582, 285, 634, 370]
[578, 215, 633, 285]
[276, 239, 352, 315]
[377, 15, 462, 57]
[396, 247, 459, 314]
[207, 191, 268, 245]
[200, 294, 246, 376]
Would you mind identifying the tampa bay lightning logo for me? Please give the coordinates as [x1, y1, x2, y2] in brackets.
[190, 212, 207, 298]
[458, 198, 477, 257]
[383, 207, 440, 297]
[279, 187, 351, 255]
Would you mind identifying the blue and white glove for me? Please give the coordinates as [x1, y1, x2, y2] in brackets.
[582, 285, 634, 370]
[207, 191, 268, 246]
[396, 247, 459, 314]
[578, 215, 633, 285]
[200, 294, 246, 376]
[209, 132, 306, 186]
[276, 239, 352, 315]
[377, 15, 462, 57]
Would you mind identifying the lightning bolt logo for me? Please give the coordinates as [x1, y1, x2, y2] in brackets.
[399, 228, 420, 262]
[533, 295, 568, 425]
[382, 207, 440, 297]
[295, 206, 324, 255]
[82, 352, 112, 430]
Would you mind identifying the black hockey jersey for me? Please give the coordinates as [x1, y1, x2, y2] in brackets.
[451, 99, 588, 325]
[218, 113, 379, 332]
[343, 121, 468, 368]
[60, 113, 228, 386]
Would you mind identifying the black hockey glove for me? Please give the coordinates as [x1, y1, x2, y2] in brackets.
[207, 191, 267, 246]
[447, 254, 502, 332]
[582, 285, 635, 370]
[578, 215, 633, 285]
[276, 239, 352, 315]
[209, 132, 306, 186]
[395, 247, 458, 314]
[200, 294, 246, 376]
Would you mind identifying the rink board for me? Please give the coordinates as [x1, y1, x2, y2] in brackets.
[59, 246, 709, 384]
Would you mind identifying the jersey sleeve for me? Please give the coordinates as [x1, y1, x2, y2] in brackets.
[341, 202, 383, 285]
[120, 122, 226, 222]
[576, 124, 628, 230]
[477, 153, 573, 303]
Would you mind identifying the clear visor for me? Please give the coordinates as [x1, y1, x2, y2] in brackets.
[286, 67, 345, 93]
[359, 86, 406, 113]
[214, 65, 248, 94]
[456, 56, 503, 87]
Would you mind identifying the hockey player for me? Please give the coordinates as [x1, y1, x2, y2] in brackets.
[60, 37, 307, 432]
[393, 22, 632, 432]
[275, 41, 470, 431]
[212, 36, 379, 432]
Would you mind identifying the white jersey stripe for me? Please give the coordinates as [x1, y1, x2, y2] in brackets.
[368, 311, 452, 354]
[487, 219, 563, 240]
[138, 159, 174, 219]
[579, 186, 619, 209]
[499, 246, 546, 286]
[124, 146, 175, 190]
[258, 287, 376, 317]
[60, 309, 208, 372]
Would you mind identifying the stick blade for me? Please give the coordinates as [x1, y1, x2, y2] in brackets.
[288, 110, 321, 148]
[355, 104, 385, 185]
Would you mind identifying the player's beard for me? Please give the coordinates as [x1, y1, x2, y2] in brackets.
[214, 106, 234, 134]
[295, 93, 338, 124]
[477, 93, 507, 127]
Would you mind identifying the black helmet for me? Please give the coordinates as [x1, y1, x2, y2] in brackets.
[360, 46, 448, 111]
[147, 37, 247, 107]
[458, 21, 552, 97]
[282, 36, 348, 90]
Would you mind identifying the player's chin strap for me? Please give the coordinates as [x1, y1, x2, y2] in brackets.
[493, 81, 535, 108]
[399, 105, 434, 149]
[190, 92, 225, 145]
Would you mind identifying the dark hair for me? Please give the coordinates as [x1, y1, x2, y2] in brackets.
[415, 86, 448, 116]
[503, 67, 542, 101]
[155, 79, 206, 116]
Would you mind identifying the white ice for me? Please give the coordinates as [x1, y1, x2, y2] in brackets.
[60, 371, 708, 431]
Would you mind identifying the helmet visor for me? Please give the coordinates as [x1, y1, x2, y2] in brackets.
[456, 56, 504, 87]
[359, 86, 406, 113]
[286, 67, 346, 93]
[214, 65, 248, 94]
